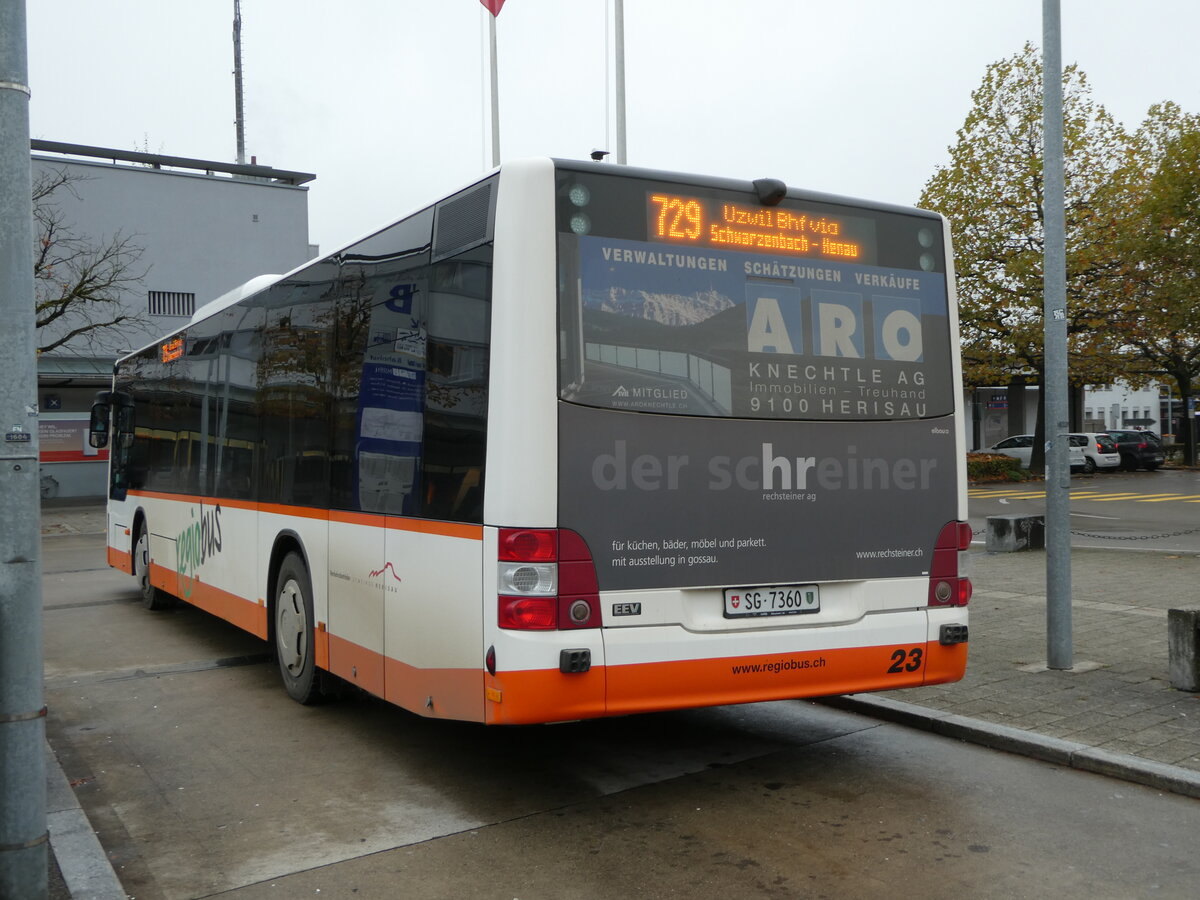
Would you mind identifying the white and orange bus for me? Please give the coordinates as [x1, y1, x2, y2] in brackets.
[92, 158, 971, 725]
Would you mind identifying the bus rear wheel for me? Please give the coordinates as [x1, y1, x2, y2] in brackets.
[274, 552, 320, 704]
[134, 523, 174, 610]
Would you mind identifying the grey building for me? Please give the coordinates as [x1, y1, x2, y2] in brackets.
[31, 140, 317, 498]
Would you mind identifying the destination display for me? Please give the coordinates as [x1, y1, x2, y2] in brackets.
[647, 192, 877, 263]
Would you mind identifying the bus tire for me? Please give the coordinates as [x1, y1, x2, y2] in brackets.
[274, 552, 320, 704]
[134, 523, 175, 610]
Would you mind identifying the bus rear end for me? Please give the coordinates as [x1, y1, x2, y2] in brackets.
[483, 159, 968, 724]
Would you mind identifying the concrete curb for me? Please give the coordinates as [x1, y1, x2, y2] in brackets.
[45, 742, 125, 900]
[822, 694, 1200, 800]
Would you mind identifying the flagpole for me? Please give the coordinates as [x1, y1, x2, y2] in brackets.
[488, 10, 500, 168]
[613, 0, 627, 164]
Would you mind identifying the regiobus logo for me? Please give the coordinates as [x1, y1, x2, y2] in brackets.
[176, 504, 223, 599]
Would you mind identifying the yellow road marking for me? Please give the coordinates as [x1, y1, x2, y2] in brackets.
[1087, 493, 1175, 501]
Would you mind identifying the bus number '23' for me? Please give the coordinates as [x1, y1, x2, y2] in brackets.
[887, 647, 923, 673]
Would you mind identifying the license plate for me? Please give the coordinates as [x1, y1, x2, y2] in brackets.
[723, 585, 820, 618]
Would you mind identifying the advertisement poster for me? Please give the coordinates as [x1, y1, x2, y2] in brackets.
[558, 402, 956, 592]
[564, 235, 953, 422]
[39, 418, 105, 463]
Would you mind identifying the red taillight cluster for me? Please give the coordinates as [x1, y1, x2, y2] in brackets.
[497, 528, 601, 630]
[928, 521, 972, 607]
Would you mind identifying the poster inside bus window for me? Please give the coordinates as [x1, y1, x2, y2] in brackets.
[558, 230, 953, 421]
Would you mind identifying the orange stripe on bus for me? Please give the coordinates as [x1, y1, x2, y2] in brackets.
[129, 489, 259, 512]
[329, 508, 482, 540]
[108, 547, 133, 575]
[604, 644, 957, 716]
[326, 634, 483, 721]
[314, 621, 330, 671]
[326, 633, 386, 697]
[126, 490, 483, 540]
[148, 561, 268, 639]
[486, 641, 967, 725]
[255, 501, 330, 521]
[327, 509, 383, 528]
[385, 518, 482, 540]
[921, 640, 968, 686]
[385, 658, 485, 723]
[486, 667, 607, 725]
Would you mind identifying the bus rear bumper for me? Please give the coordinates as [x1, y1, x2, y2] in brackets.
[486, 608, 967, 724]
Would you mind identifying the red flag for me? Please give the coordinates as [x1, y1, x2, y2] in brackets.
[480, 0, 505, 16]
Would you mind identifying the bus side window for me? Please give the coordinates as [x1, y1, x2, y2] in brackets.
[420, 248, 491, 523]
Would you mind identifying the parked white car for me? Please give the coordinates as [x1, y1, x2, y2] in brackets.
[985, 434, 1087, 471]
[1069, 432, 1121, 473]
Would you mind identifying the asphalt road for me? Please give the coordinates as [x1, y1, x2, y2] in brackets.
[968, 466, 1200, 554]
[40, 528, 1200, 899]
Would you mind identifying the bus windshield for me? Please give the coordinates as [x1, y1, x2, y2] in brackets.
[555, 168, 953, 421]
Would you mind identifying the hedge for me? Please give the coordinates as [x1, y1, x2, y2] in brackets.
[966, 452, 1034, 483]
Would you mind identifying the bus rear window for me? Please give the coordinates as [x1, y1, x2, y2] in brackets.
[555, 169, 954, 420]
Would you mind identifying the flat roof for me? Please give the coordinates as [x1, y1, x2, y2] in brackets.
[31, 139, 315, 186]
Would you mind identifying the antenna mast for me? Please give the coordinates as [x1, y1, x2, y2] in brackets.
[233, 0, 246, 164]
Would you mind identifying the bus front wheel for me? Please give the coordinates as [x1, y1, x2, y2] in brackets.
[274, 552, 319, 704]
[134, 523, 174, 610]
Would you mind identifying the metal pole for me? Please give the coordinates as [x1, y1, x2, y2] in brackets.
[0, 1, 49, 896]
[233, 0, 246, 164]
[613, 0, 627, 164]
[1043, 0, 1072, 670]
[488, 12, 500, 168]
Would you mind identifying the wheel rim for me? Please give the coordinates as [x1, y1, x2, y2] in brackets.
[135, 530, 151, 595]
[276, 577, 308, 677]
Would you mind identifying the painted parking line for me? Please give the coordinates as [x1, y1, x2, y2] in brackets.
[968, 490, 1044, 498]
[1087, 493, 1178, 502]
[972, 489, 1200, 504]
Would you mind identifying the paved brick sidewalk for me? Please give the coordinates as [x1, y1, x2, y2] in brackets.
[875, 546, 1200, 773]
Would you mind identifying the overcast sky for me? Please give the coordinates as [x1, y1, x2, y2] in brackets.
[25, 1, 1200, 254]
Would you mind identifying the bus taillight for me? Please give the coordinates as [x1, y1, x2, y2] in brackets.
[498, 596, 558, 630]
[927, 521, 972, 608]
[497, 528, 601, 630]
[499, 528, 557, 562]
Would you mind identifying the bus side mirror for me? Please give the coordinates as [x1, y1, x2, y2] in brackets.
[89, 398, 111, 449]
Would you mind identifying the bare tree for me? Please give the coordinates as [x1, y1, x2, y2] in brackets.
[32, 168, 149, 354]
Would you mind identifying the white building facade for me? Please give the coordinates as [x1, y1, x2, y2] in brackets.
[969, 380, 1172, 451]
